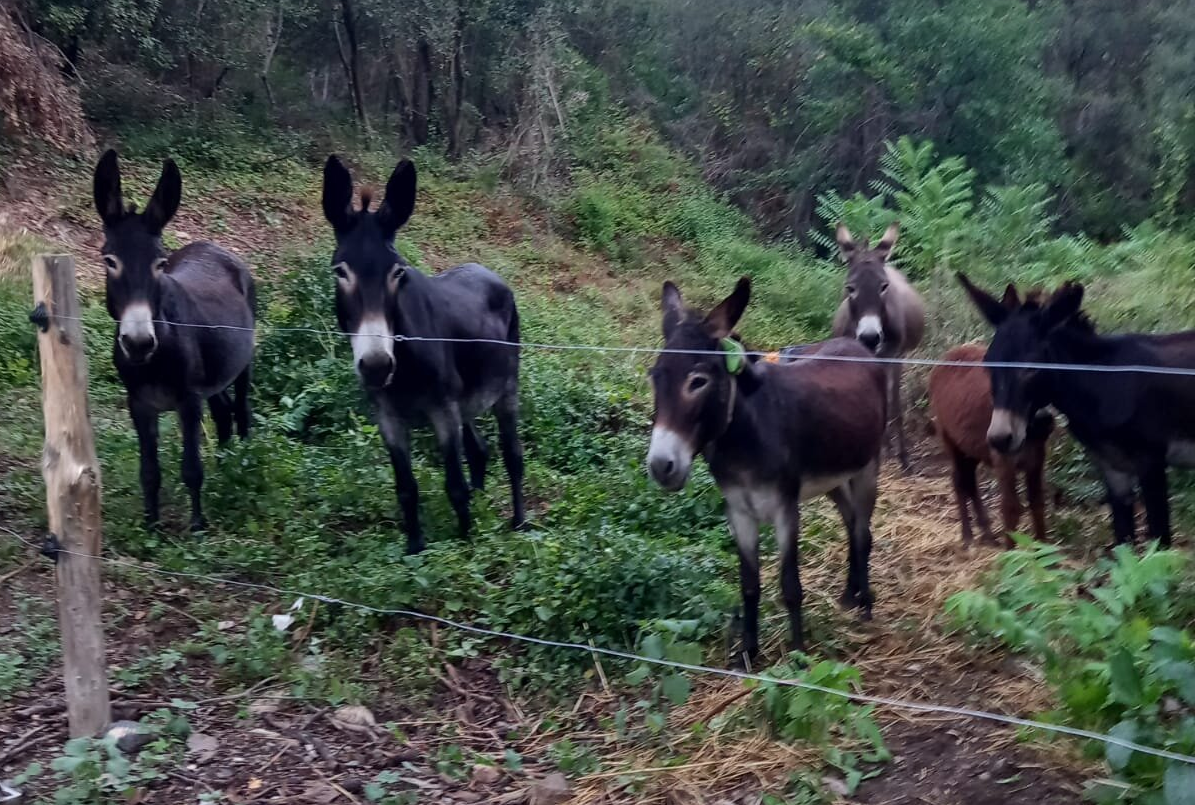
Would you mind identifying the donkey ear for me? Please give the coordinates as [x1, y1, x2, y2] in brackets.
[93, 149, 125, 227]
[1043, 282, 1084, 331]
[378, 159, 416, 238]
[1001, 283, 1021, 308]
[957, 272, 1010, 327]
[835, 223, 857, 261]
[143, 159, 181, 234]
[661, 281, 683, 338]
[875, 222, 899, 260]
[704, 277, 751, 338]
[322, 155, 355, 234]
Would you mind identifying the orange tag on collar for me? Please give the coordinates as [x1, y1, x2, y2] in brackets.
[763, 351, 781, 364]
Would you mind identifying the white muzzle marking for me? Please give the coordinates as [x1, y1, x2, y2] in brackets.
[647, 426, 694, 491]
[987, 408, 1027, 453]
[118, 302, 157, 358]
[352, 315, 396, 384]
[856, 314, 882, 341]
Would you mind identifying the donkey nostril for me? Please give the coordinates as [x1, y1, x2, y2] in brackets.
[357, 355, 395, 386]
[651, 456, 675, 479]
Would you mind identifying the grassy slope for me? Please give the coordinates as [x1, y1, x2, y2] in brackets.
[2, 121, 1194, 802]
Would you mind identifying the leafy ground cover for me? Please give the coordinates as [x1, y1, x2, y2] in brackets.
[2, 115, 1194, 802]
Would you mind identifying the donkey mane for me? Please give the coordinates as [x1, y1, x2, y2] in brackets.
[1019, 285, 1097, 334]
[359, 187, 375, 212]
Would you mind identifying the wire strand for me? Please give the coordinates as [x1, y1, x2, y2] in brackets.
[50, 313, 1195, 377]
[2, 525, 1192, 766]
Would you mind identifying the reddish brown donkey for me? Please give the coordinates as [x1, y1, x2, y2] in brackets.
[928, 343, 1054, 546]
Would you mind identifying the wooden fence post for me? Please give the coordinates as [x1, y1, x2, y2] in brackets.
[31, 254, 110, 738]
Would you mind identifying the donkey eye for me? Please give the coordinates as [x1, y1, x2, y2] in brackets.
[151, 258, 168, 274]
[102, 255, 119, 272]
[686, 375, 710, 394]
[332, 262, 350, 282]
[845, 284, 857, 296]
[880, 282, 890, 293]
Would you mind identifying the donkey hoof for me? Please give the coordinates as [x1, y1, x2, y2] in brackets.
[405, 539, 426, 555]
[838, 590, 858, 610]
[189, 518, 208, 534]
[731, 646, 761, 670]
[511, 517, 530, 532]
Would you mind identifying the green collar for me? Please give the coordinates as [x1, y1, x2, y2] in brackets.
[720, 338, 746, 375]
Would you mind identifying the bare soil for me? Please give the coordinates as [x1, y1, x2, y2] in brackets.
[1, 440, 1099, 804]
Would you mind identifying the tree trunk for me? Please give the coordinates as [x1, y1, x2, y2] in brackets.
[260, 1, 284, 108]
[445, 5, 467, 158]
[336, 0, 369, 132]
[411, 37, 433, 145]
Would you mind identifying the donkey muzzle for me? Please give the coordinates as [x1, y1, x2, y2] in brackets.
[647, 426, 693, 492]
[987, 408, 1027, 455]
[118, 302, 158, 363]
[357, 353, 396, 389]
[855, 314, 883, 353]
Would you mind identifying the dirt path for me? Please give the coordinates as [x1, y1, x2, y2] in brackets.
[1, 440, 1099, 804]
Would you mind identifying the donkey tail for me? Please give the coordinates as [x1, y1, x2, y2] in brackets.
[507, 302, 521, 348]
[245, 274, 258, 321]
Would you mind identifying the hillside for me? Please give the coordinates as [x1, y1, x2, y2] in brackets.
[2, 127, 1193, 803]
[3, 0, 1195, 798]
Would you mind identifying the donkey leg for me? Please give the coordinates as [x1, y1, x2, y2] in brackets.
[462, 420, 489, 492]
[178, 396, 207, 533]
[1140, 460, 1171, 548]
[130, 398, 161, 529]
[1101, 465, 1137, 547]
[208, 391, 234, 446]
[994, 456, 1021, 545]
[827, 487, 860, 607]
[430, 403, 472, 541]
[774, 502, 805, 653]
[848, 462, 879, 618]
[495, 391, 527, 531]
[947, 448, 978, 545]
[378, 400, 422, 554]
[1025, 449, 1048, 543]
[233, 365, 251, 439]
[727, 503, 762, 662]
[891, 363, 910, 471]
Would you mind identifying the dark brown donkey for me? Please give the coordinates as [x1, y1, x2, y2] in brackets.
[832, 224, 925, 469]
[960, 276, 1195, 548]
[928, 343, 1054, 546]
[647, 278, 887, 658]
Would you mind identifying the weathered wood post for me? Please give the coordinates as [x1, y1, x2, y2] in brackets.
[31, 254, 110, 738]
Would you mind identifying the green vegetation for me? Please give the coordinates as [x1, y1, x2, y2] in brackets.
[5, 0, 1195, 801]
[948, 541, 1195, 802]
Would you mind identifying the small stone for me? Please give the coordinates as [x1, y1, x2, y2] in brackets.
[821, 776, 850, 797]
[186, 732, 219, 764]
[105, 720, 155, 754]
[530, 772, 570, 805]
[471, 764, 501, 785]
[333, 705, 377, 727]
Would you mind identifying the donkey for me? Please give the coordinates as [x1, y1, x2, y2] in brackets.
[647, 278, 887, 658]
[321, 155, 525, 554]
[959, 275, 1195, 548]
[832, 223, 925, 470]
[93, 150, 256, 532]
[928, 343, 1054, 546]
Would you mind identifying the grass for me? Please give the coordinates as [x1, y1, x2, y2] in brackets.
[3, 112, 1195, 801]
